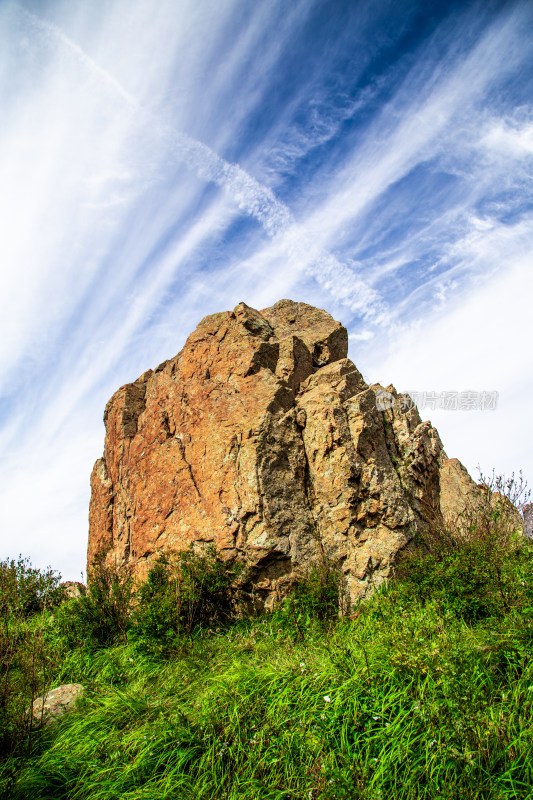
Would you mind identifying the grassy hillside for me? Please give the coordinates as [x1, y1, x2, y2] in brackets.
[1, 494, 533, 799]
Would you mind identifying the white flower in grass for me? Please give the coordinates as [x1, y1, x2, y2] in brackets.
[323, 695, 331, 703]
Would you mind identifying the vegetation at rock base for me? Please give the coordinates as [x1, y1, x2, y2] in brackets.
[130, 546, 242, 657]
[0, 557, 62, 627]
[0, 557, 63, 755]
[1, 478, 533, 799]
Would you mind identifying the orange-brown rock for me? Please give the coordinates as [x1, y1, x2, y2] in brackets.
[29, 684, 84, 729]
[87, 300, 486, 606]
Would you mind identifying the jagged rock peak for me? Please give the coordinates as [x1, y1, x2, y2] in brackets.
[88, 300, 484, 607]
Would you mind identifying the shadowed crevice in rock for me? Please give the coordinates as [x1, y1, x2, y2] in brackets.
[88, 299, 488, 606]
[105, 381, 147, 439]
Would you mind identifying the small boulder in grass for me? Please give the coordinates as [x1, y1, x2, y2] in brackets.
[29, 683, 85, 729]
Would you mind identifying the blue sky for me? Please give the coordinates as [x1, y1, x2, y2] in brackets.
[1, 0, 532, 579]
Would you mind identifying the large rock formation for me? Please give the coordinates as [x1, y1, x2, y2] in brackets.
[88, 300, 485, 607]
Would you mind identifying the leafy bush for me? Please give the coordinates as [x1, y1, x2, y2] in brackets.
[395, 472, 533, 621]
[276, 560, 345, 637]
[131, 546, 241, 654]
[0, 558, 63, 757]
[0, 557, 61, 631]
[128, 555, 179, 656]
[55, 554, 134, 648]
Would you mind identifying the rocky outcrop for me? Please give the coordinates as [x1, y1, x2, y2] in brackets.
[59, 581, 87, 600]
[87, 300, 487, 607]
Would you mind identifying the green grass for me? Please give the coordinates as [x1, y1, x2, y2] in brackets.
[2, 585, 533, 800]
[2, 513, 533, 800]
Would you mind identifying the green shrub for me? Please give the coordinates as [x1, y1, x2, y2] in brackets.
[0, 557, 61, 631]
[131, 546, 241, 654]
[276, 560, 345, 637]
[55, 554, 134, 648]
[128, 554, 180, 656]
[395, 472, 533, 621]
[0, 558, 62, 758]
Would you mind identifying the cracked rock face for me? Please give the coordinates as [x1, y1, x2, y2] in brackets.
[88, 300, 483, 606]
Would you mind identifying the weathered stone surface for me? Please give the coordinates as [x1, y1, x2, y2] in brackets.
[87, 300, 489, 606]
[59, 581, 87, 600]
[439, 460, 522, 532]
[439, 458, 485, 523]
[523, 503, 533, 539]
[29, 683, 84, 729]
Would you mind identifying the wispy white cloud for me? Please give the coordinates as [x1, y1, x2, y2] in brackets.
[364, 252, 533, 485]
[482, 115, 533, 159]
[15, 0, 386, 323]
[301, 5, 531, 244]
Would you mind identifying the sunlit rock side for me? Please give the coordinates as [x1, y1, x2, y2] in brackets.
[29, 684, 84, 729]
[523, 504, 533, 539]
[88, 299, 485, 607]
